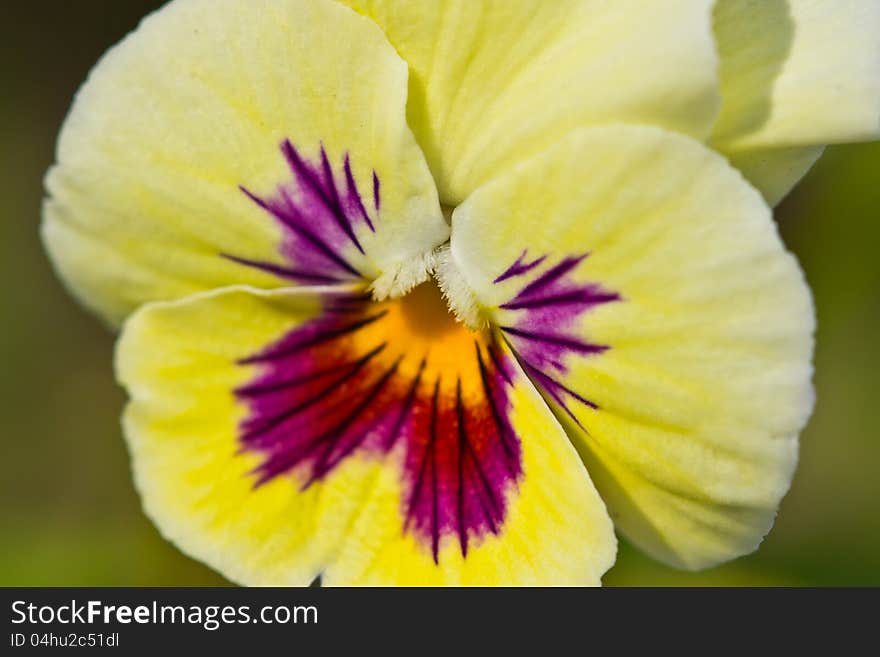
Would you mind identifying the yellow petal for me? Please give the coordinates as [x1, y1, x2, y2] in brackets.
[711, 0, 880, 202]
[117, 284, 615, 585]
[43, 0, 446, 327]
[447, 125, 815, 569]
[341, 0, 720, 204]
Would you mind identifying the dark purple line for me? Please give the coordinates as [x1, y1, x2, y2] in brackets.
[514, 254, 588, 299]
[455, 380, 468, 557]
[344, 154, 375, 232]
[250, 385, 366, 478]
[460, 424, 502, 517]
[220, 253, 345, 284]
[519, 361, 587, 430]
[382, 358, 426, 450]
[298, 434, 340, 490]
[235, 344, 387, 397]
[328, 293, 373, 305]
[372, 171, 381, 212]
[323, 294, 373, 315]
[319, 146, 341, 207]
[500, 289, 621, 311]
[303, 357, 403, 487]
[486, 342, 513, 386]
[498, 326, 600, 432]
[517, 359, 598, 435]
[241, 185, 362, 278]
[406, 378, 442, 564]
[241, 347, 382, 444]
[238, 186, 271, 211]
[454, 370, 504, 529]
[281, 141, 328, 204]
[461, 433, 501, 533]
[467, 451, 501, 536]
[238, 311, 387, 365]
[279, 187, 364, 276]
[405, 378, 439, 532]
[500, 325, 609, 357]
[474, 343, 517, 471]
[320, 145, 365, 254]
[493, 250, 547, 284]
[282, 140, 364, 255]
[527, 364, 598, 410]
[321, 306, 370, 316]
[248, 357, 403, 490]
[430, 444, 439, 563]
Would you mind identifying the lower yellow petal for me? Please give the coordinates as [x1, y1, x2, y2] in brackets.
[117, 284, 615, 585]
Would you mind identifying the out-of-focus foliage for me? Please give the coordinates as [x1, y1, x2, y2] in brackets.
[1, 1, 877, 586]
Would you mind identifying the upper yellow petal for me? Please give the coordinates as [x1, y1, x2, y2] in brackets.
[117, 284, 616, 585]
[711, 0, 880, 202]
[341, 0, 720, 204]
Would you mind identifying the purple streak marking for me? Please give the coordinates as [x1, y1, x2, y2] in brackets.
[495, 251, 620, 420]
[219, 254, 344, 284]
[493, 250, 547, 284]
[283, 141, 364, 254]
[236, 296, 522, 563]
[229, 140, 381, 283]
[372, 171, 381, 212]
[344, 155, 375, 232]
[514, 254, 588, 300]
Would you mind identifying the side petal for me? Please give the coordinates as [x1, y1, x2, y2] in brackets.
[340, 0, 720, 204]
[43, 0, 447, 327]
[117, 285, 616, 585]
[447, 125, 815, 569]
[711, 0, 880, 202]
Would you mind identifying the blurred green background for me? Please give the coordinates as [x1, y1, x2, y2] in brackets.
[1, 2, 878, 586]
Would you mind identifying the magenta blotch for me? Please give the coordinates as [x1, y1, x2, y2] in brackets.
[497, 252, 619, 426]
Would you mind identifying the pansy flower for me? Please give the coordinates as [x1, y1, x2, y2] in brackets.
[42, 0, 879, 585]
